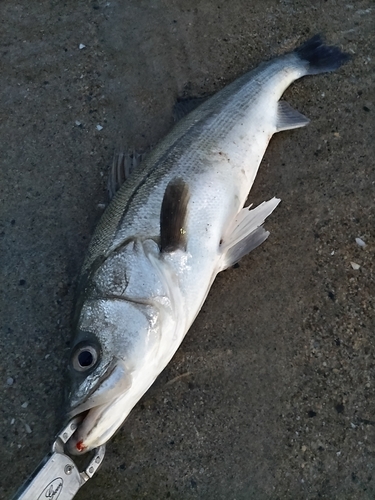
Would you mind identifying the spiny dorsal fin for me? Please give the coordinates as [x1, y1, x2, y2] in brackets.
[160, 178, 190, 253]
[108, 150, 148, 199]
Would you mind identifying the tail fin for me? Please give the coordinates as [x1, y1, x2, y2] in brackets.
[295, 34, 350, 75]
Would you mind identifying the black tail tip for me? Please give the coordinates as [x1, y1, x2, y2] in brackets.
[295, 34, 350, 74]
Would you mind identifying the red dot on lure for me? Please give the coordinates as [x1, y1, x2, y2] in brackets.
[76, 440, 86, 452]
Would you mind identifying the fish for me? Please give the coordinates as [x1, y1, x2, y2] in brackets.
[65, 35, 349, 454]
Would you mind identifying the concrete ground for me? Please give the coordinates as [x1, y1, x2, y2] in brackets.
[1, 0, 374, 498]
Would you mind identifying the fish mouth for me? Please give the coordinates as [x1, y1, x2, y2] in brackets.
[66, 359, 131, 455]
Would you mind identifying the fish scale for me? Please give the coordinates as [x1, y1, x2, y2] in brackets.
[82, 62, 286, 271]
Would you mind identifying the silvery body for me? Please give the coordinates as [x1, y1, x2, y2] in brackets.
[65, 36, 348, 453]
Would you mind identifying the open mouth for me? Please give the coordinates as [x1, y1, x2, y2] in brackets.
[66, 359, 131, 454]
[66, 405, 110, 455]
[65, 410, 90, 453]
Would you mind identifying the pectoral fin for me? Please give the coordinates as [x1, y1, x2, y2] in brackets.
[219, 197, 281, 271]
[160, 178, 190, 253]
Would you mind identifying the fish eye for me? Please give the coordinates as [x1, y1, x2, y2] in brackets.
[71, 343, 99, 372]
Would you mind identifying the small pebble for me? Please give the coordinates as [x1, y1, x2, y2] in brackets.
[25, 424, 32, 434]
[75, 120, 81, 126]
[79, 43, 86, 50]
[350, 262, 360, 270]
[6, 377, 14, 386]
[11, 418, 15, 425]
[96, 124, 103, 131]
[21, 402, 28, 408]
[355, 237, 366, 248]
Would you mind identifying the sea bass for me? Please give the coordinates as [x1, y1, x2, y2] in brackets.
[66, 35, 348, 454]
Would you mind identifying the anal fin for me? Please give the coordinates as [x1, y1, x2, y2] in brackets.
[219, 197, 281, 271]
[160, 178, 190, 253]
[276, 101, 310, 132]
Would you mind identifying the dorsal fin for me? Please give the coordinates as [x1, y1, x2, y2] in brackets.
[160, 178, 190, 253]
[172, 96, 210, 122]
[108, 150, 148, 199]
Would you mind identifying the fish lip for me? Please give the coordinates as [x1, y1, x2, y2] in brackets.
[66, 396, 126, 455]
[65, 358, 131, 453]
[65, 406, 107, 455]
[67, 357, 126, 414]
[68, 401, 101, 419]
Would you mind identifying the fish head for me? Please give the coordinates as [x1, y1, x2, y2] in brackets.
[64, 298, 163, 455]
